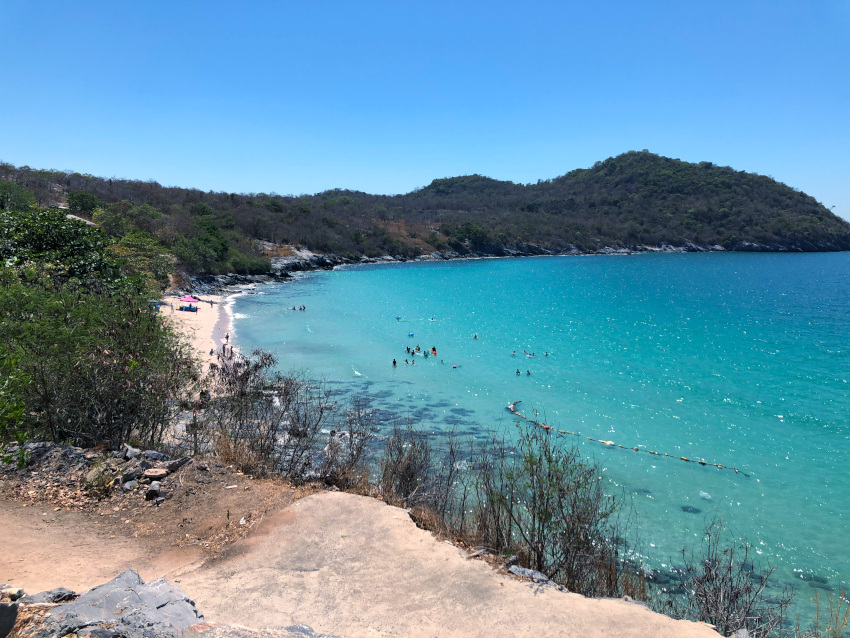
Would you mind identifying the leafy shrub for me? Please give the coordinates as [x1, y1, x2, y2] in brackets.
[0, 269, 200, 448]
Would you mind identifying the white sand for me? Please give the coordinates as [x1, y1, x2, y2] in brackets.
[161, 294, 232, 369]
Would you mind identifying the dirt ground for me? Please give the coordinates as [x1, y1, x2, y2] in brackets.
[0, 462, 720, 638]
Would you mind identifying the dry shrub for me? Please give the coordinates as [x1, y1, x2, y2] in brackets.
[797, 590, 850, 638]
[658, 518, 793, 638]
[380, 422, 432, 507]
[320, 396, 375, 489]
[468, 424, 633, 598]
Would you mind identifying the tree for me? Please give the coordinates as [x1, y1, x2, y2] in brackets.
[67, 191, 102, 216]
[0, 182, 36, 211]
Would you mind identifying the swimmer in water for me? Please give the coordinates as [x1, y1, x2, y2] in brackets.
[512, 350, 516, 356]
[393, 359, 397, 366]
[516, 369, 521, 375]
[473, 333, 478, 339]
[527, 370, 531, 375]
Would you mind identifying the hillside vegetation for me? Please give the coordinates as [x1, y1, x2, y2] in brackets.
[2, 151, 848, 277]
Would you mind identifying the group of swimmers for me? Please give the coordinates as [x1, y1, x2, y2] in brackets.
[394, 344, 441, 367]
[290, 305, 306, 311]
[389, 325, 549, 377]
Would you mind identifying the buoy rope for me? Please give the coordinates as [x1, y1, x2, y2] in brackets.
[506, 401, 750, 477]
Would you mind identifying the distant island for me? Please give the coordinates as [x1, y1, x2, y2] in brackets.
[2, 150, 848, 280]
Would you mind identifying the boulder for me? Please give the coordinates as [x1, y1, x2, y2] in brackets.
[20, 569, 203, 638]
[507, 565, 551, 583]
[167, 456, 192, 473]
[22, 587, 76, 604]
[0, 602, 18, 638]
[146, 481, 161, 500]
[143, 468, 169, 481]
[122, 480, 139, 492]
[122, 466, 144, 482]
[144, 450, 169, 461]
[123, 444, 142, 460]
[0, 588, 24, 602]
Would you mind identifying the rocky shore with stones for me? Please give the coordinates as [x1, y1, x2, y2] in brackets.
[174, 236, 844, 297]
[0, 442, 190, 512]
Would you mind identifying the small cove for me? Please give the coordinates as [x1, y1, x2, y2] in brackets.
[232, 252, 850, 619]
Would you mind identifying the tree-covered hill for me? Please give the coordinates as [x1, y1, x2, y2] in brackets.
[2, 151, 848, 277]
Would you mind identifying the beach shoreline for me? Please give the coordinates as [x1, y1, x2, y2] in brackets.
[161, 294, 233, 369]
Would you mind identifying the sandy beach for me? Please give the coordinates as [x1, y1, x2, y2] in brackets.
[161, 294, 232, 369]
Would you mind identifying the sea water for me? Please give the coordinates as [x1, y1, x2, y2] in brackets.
[232, 252, 849, 613]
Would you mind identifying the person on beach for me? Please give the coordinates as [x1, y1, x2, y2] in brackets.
[225, 332, 230, 343]
[170, 303, 174, 313]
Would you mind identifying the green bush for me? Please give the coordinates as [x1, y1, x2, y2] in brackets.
[0, 269, 200, 448]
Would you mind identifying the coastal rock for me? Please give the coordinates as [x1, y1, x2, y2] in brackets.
[0, 602, 18, 638]
[146, 481, 161, 500]
[123, 444, 142, 460]
[167, 456, 192, 473]
[144, 468, 169, 481]
[20, 569, 203, 638]
[144, 450, 169, 461]
[507, 565, 559, 587]
[122, 467, 144, 482]
[0, 588, 24, 602]
[122, 480, 139, 492]
[22, 587, 76, 604]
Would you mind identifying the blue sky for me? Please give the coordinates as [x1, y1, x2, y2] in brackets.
[2, 1, 848, 219]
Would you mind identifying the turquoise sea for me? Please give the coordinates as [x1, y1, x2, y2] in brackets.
[231, 253, 849, 611]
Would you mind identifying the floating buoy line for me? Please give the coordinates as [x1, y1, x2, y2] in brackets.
[506, 401, 750, 477]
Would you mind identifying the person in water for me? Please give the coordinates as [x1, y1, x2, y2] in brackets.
[473, 333, 478, 339]
[516, 369, 521, 375]
[527, 370, 531, 375]
[393, 359, 397, 366]
[512, 350, 516, 356]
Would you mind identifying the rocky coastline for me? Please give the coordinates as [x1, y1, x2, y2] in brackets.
[178, 236, 850, 296]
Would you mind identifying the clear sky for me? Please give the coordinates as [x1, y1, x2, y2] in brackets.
[2, 1, 848, 219]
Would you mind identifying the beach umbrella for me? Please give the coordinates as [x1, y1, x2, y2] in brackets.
[179, 296, 200, 303]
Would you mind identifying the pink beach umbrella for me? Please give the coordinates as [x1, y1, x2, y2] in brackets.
[179, 296, 200, 303]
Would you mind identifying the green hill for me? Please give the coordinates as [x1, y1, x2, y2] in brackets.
[2, 151, 848, 279]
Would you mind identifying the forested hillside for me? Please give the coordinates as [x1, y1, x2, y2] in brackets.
[2, 151, 848, 277]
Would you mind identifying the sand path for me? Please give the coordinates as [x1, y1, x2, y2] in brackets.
[1, 492, 718, 637]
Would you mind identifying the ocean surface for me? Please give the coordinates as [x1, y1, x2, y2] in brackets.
[231, 252, 849, 612]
